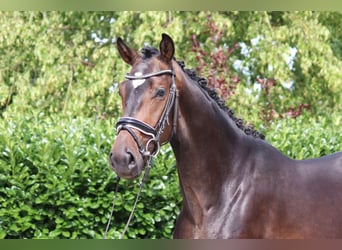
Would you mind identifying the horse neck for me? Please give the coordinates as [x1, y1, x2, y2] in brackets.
[170, 69, 245, 206]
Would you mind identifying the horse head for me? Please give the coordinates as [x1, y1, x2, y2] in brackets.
[109, 34, 178, 179]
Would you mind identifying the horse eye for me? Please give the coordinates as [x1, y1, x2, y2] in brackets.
[155, 88, 166, 98]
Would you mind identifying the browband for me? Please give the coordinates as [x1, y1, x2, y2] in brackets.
[125, 70, 174, 80]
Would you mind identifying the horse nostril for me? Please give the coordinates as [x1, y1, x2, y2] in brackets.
[109, 149, 137, 172]
[109, 152, 115, 167]
[126, 151, 136, 170]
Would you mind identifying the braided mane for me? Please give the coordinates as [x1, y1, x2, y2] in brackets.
[140, 46, 265, 140]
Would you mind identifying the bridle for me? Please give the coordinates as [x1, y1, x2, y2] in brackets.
[116, 68, 178, 158]
[104, 67, 178, 239]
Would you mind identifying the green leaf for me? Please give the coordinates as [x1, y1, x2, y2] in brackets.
[0, 230, 7, 239]
[62, 231, 70, 238]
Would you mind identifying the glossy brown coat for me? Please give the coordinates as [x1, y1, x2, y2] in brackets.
[110, 34, 342, 239]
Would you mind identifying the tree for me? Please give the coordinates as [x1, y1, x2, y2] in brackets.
[1, 11, 341, 121]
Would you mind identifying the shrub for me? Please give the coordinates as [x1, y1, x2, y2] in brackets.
[267, 112, 341, 160]
[0, 110, 340, 239]
[0, 112, 181, 239]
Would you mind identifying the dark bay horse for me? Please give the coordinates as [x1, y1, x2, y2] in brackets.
[109, 34, 342, 239]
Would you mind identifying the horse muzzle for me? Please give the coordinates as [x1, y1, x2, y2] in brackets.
[109, 132, 144, 179]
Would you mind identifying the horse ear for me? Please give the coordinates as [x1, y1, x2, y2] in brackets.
[159, 33, 174, 63]
[117, 37, 139, 65]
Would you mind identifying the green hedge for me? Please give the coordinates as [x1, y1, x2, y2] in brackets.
[0, 111, 340, 239]
[267, 112, 341, 159]
[0, 112, 181, 239]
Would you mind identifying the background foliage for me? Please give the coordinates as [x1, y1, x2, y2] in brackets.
[0, 11, 341, 238]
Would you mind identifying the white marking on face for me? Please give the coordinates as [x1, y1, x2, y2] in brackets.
[132, 72, 145, 88]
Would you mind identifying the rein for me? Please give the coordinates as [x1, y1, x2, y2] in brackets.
[104, 68, 178, 239]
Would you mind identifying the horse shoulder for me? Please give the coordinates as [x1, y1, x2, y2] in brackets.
[215, 139, 295, 237]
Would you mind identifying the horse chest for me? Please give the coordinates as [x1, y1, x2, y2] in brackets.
[174, 188, 265, 239]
